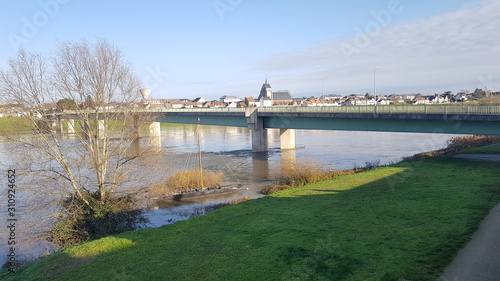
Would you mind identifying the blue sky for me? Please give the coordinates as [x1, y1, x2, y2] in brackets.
[1, 0, 499, 100]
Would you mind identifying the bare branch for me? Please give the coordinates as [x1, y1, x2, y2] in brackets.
[1, 39, 161, 250]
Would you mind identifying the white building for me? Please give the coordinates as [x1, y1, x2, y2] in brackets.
[220, 95, 242, 104]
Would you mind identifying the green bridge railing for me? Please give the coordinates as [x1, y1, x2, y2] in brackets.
[137, 104, 500, 115]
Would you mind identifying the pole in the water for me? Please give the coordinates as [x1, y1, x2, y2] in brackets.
[197, 118, 203, 189]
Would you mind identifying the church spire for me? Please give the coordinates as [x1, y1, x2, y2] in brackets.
[259, 75, 273, 100]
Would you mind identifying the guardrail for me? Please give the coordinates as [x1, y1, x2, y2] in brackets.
[134, 107, 246, 113]
[135, 104, 500, 115]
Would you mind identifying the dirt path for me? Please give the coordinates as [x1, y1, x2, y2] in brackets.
[439, 154, 500, 281]
[438, 203, 500, 281]
[454, 153, 500, 162]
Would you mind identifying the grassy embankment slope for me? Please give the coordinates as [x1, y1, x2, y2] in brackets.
[2, 147, 500, 281]
[0, 116, 152, 135]
[0, 117, 33, 135]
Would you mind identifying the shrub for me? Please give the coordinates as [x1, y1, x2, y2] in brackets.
[260, 185, 293, 195]
[363, 160, 381, 170]
[49, 192, 147, 248]
[150, 169, 225, 196]
[446, 135, 500, 152]
[277, 162, 332, 188]
[403, 135, 500, 161]
[403, 149, 446, 161]
[168, 168, 224, 191]
[260, 163, 361, 195]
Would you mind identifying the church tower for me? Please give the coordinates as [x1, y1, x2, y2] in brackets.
[258, 78, 273, 100]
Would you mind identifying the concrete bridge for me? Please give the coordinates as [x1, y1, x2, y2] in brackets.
[50, 104, 500, 152]
[46, 112, 162, 150]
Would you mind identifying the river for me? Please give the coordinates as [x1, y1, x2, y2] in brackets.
[0, 124, 459, 265]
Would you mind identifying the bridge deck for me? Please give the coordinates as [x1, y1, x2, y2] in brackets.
[47, 104, 500, 151]
[137, 104, 500, 116]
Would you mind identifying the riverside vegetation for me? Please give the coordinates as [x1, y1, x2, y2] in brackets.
[260, 162, 363, 195]
[2, 136, 500, 280]
[149, 168, 225, 197]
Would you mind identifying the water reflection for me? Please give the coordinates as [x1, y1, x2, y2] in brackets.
[252, 152, 270, 179]
[280, 149, 297, 172]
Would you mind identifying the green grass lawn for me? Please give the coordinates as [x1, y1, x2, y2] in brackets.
[2, 156, 500, 281]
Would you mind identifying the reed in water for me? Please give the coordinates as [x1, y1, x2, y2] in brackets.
[149, 168, 225, 196]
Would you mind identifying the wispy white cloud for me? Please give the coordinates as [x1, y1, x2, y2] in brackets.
[255, 0, 500, 95]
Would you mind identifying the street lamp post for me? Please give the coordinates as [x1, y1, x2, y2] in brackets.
[374, 66, 380, 112]
[321, 78, 324, 105]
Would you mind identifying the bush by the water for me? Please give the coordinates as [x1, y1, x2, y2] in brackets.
[404, 135, 500, 161]
[446, 135, 500, 152]
[150, 168, 225, 196]
[49, 192, 147, 248]
[167, 168, 224, 191]
[278, 162, 332, 187]
[260, 163, 361, 195]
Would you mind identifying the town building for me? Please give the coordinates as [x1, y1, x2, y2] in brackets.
[220, 95, 242, 104]
[193, 97, 205, 104]
[245, 97, 257, 107]
[257, 79, 293, 106]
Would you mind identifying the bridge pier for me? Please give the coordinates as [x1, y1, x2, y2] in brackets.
[80, 120, 89, 140]
[65, 119, 76, 134]
[252, 152, 270, 178]
[48, 119, 62, 133]
[246, 108, 268, 152]
[245, 108, 296, 151]
[126, 115, 162, 153]
[280, 148, 297, 173]
[147, 122, 162, 150]
[49, 118, 76, 135]
[80, 119, 106, 140]
[279, 129, 295, 150]
[97, 120, 106, 139]
[127, 115, 141, 155]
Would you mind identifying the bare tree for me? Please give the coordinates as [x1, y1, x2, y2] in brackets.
[0, 39, 164, 248]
